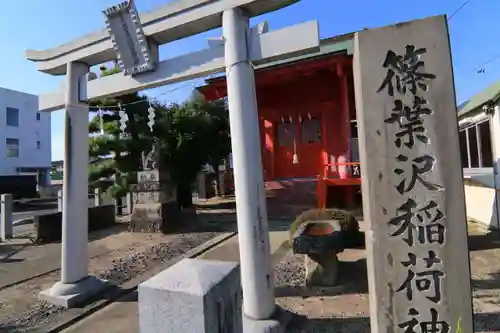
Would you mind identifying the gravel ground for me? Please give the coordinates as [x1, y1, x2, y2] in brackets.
[274, 251, 370, 333]
[0, 231, 221, 332]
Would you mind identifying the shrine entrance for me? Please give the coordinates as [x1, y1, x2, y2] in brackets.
[27, 4, 475, 331]
[27, 1, 321, 327]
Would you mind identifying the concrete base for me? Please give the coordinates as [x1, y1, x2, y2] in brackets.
[39, 275, 108, 308]
[243, 306, 293, 333]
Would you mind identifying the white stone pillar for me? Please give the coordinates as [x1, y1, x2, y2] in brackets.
[126, 192, 134, 215]
[57, 189, 63, 212]
[60, 61, 90, 284]
[40, 62, 105, 308]
[0, 194, 13, 240]
[222, 8, 275, 320]
[94, 188, 102, 207]
[197, 172, 207, 201]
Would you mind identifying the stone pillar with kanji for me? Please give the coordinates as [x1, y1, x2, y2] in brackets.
[353, 15, 474, 333]
[129, 146, 180, 233]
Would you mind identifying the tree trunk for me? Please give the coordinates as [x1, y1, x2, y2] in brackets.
[176, 181, 193, 210]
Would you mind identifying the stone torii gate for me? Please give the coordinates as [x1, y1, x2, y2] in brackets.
[26, 0, 318, 327]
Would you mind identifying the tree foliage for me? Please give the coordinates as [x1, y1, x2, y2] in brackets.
[88, 65, 153, 198]
[88, 66, 231, 203]
[185, 92, 231, 196]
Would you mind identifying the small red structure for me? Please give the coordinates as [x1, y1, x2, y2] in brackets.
[198, 33, 361, 213]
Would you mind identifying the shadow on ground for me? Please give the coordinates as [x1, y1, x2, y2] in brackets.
[174, 199, 296, 234]
[0, 324, 29, 333]
[194, 199, 236, 211]
[474, 312, 500, 331]
[468, 229, 500, 252]
[87, 223, 130, 243]
[471, 269, 500, 292]
[0, 242, 37, 264]
[1, 287, 139, 333]
[289, 315, 370, 332]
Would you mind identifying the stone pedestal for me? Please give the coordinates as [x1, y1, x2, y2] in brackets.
[291, 219, 344, 288]
[129, 170, 180, 234]
[138, 258, 242, 333]
[305, 253, 339, 287]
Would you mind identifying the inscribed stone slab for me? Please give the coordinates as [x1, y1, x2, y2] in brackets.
[353, 15, 473, 333]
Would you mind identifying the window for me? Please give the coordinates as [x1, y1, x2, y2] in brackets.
[459, 120, 493, 168]
[36, 140, 41, 149]
[479, 121, 493, 167]
[350, 120, 358, 139]
[459, 130, 468, 168]
[6, 138, 19, 158]
[6, 107, 19, 127]
[36, 112, 41, 121]
[276, 121, 295, 147]
[301, 118, 321, 144]
[351, 138, 360, 162]
[468, 126, 479, 167]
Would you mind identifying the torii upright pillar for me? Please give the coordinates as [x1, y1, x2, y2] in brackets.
[223, 7, 291, 331]
[39, 62, 106, 308]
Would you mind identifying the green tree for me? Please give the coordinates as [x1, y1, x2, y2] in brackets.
[88, 65, 154, 198]
[153, 100, 208, 208]
[186, 92, 231, 196]
[153, 92, 230, 207]
[88, 66, 231, 208]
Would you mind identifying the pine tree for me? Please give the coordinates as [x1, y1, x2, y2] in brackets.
[87, 65, 231, 207]
[88, 65, 155, 198]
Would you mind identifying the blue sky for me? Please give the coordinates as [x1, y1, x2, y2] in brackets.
[0, 0, 498, 161]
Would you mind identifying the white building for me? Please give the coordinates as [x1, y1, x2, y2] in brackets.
[0, 87, 51, 185]
[457, 80, 500, 230]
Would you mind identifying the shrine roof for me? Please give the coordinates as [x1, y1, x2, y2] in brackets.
[203, 32, 354, 85]
[457, 80, 500, 118]
[252, 33, 354, 70]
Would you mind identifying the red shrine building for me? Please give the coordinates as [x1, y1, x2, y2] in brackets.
[198, 33, 361, 214]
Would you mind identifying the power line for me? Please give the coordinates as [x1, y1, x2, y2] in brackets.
[448, 0, 471, 21]
[473, 54, 500, 74]
[446, 0, 500, 75]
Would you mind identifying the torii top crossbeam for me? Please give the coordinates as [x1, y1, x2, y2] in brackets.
[25, 0, 299, 75]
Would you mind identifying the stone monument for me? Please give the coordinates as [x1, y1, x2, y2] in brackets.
[353, 15, 473, 332]
[138, 258, 242, 333]
[129, 146, 180, 233]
